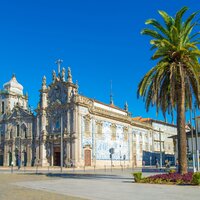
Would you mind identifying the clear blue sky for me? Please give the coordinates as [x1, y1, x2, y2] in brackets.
[0, 0, 198, 123]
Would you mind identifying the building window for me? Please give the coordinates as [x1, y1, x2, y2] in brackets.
[140, 143, 143, 153]
[133, 142, 136, 153]
[123, 127, 128, 141]
[55, 119, 60, 129]
[84, 114, 91, 137]
[17, 125, 20, 137]
[145, 143, 148, 151]
[96, 121, 103, 137]
[24, 127, 27, 139]
[1, 102, 4, 114]
[111, 124, 116, 140]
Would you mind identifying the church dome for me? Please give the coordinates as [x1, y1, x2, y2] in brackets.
[3, 74, 23, 95]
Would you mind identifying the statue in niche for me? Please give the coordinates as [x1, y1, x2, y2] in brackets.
[67, 67, 72, 82]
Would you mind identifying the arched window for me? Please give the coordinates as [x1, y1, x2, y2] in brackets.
[24, 127, 27, 139]
[17, 125, 20, 137]
[1, 102, 4, 114]
[55, 120, 60, 129]
[21, 124, 27, 139]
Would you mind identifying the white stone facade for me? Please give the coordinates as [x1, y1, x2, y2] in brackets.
[0, 75, 34, 167]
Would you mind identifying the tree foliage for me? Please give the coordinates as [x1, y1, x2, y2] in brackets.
[138, 7, 200, 118]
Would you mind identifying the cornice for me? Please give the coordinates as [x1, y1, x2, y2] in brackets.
[75, 95, 151, 130]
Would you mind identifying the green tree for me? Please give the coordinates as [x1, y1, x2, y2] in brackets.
[138, 7, 200, 174]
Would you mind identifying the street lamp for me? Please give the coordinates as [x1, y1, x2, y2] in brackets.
[190, 109, 196, 172]
[193, 108, 200, 171]
[60, 115, 64, 173]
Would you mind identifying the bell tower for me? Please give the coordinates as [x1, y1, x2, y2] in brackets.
[0, 74, 28, 117]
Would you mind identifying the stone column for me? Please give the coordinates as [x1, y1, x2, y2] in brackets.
[40, 139, 48, 166]
[50, 142, 53, 166]
[28, 144, 32, 166]
[3, 145, 8, 166]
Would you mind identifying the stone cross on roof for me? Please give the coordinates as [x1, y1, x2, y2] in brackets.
[55, 59, 63, 74]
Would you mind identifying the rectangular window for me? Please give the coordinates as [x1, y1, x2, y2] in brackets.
[84, 116, 91, 137]
[123, 127, 128, 141]
[111, 124, 116, 140]
[96, 122, 103, 137]
[140, 143, 143, 153]
[145, 143, 148, 151]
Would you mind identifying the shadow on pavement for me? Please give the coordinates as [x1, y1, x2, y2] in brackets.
[45, 173, 133, 181]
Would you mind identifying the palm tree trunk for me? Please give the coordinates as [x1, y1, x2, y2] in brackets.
[176, 79, 187, 174]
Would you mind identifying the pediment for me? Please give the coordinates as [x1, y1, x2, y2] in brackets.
[7, 106, 33, 120]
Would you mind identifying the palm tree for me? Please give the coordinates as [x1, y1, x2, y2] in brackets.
[138, 7, 200, 174]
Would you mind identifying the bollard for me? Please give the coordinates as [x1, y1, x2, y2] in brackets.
[36, 165, 38, 174]
[104, 165, 106, 172]
[94, 165, 96, 172]
[84, 165, 85, 172]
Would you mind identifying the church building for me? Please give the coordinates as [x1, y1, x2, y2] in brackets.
[0, 75, 34, 166]
[0, 61, 177, 168]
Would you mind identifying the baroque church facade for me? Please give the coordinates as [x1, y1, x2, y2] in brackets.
[0, 61, 177, 167]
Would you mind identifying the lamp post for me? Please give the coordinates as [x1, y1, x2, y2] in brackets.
[60, 115, 63, 173]
[190, 109, 196, 172]
[194, 108, 200, 171]
[119, 145, 121, 166]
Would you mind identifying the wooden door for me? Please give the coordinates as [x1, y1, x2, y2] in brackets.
[84, 149, 91, 166]
[54, 147, 61, 166]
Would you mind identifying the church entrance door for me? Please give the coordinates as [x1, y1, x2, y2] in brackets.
[84, 149, 91, 166]
[0, 154, 3, 166]
[53, 147, 61, 166]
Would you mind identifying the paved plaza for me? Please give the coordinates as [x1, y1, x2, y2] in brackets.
[0, 167, 199, 200]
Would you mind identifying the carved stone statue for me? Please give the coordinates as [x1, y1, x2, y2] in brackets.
[67, 67, 72, 83]
[124, 101, 128, 111]
[61, 67, 66, 81]
[42, 76, 46, 86]
[52, 70, 56, 83]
